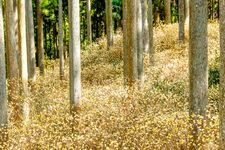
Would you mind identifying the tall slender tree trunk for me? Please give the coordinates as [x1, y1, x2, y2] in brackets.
[87, 0, 92, 44]
[0, 0, 7, 128]
[37, 0, 44, 76]
[179, 0, 185, 41]
[148, 0, 153, 64]
[5, 0, 20, 123]
[59, 0, 64, 80]
[18, 0, 29, 123]
[126, 0, 137, 86]
[123, 0, 128, 84]
[189, 0, 208, 148]
[164, 0, 171, 24]
[219, 0, 225, 148]
[26, 0, 36, 83]
[140, 0, 149, 53]
[185, 0, 189, 25]
[69, 0, 81, 113]
[105, 0, 113, 49]
[137, 0, 144, 86]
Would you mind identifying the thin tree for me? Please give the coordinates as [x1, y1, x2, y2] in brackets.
[148, 0, 153, 64]
[37, 0, 44, 76]
[123, 0, 128, 84]
[185, 0, 189, 25]
[0, 0, 7, 128]
[18, 0, 29, 123]
[179, 0, 185, 41]
[189, 0, 208, 148]
[137, 0, 144, 86]
[59, 0, 64, 80]
[5, 0, 21, 122]
[126, 0, 137, 86]
[105, 0, 113, 49]
[69, 0, 81, 113]
[219, 0, 225, 148]
[87, 0, 92, 44]
[26, 0, 36, 83]
[164, 0, 171, 24]
[140, 0, 149, 53]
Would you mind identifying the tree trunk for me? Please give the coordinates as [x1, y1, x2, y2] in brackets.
[137, 0, 144, 86]
[105, 0, 113, 49]
[5, 0, 21, 123]
[59, 0, 64, 80]
[18, 0, 29, 123]
[148, 0, 154, 64]
[185, 0, 189, 25]
[179, 0, 185, 41]
[69, 0, 81, 113]
[140, 0, 149, 53]
[26, 0, 36, 83]
[0, 0, 7, 127]
[126, 0, 137, 86]
[219, 0, 225, 148]
[37, 0, 44, 76]
[87, 0, 92, 44]
[189, 0, 208, 148]
[123, 0, 128, 85]
[164, 0, 171, 24]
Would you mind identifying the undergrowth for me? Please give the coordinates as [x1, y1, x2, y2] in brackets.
[2, 23, 221, 149]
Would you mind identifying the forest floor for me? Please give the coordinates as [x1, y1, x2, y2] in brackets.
[8, 23, 220, 149]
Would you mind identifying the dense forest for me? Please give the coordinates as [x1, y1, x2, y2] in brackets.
[0, 0, 224, 149]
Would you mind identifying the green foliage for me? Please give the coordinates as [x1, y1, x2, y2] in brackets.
[209, 57, 220, 87]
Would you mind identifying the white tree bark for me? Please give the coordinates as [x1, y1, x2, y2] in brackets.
[69, 0, 81, 112]
[148, 0, 153, 64]
[87, 0, 92, 44]
[18, 0, 29, 123]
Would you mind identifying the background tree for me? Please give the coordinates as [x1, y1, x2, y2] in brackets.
[37, 0, 45, 76]
[69, 0, 82, 113]
[0, 0, 7, 127]
[179, 0, 185, 41]
[148, 0, 153, 64]
[105, 0, 113, 49]
[26, 0, 36, 83]
[185, 0, 189, 25]
[87, 0, 92, 44]
[18, 0, 29, 123]
[59, 0, 64, 80]
[164, 0, 171, 24]
[123, 0, 128, 84]
[219, 0, 225, 148]
[137, 0, 144, 86]
[189, 0, 208, 148]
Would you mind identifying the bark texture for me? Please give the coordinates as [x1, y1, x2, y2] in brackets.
[123, 0, 128, 84]
[59, 0, 64, 80]
[0, 0, 7, 126]
[18, 0, 29, 123]
[69, 0, 82, 112]
[137, 0, 144, 85]
[189, 0, 208, 148]
[179, 0, 185, 41]
[164, 0, 171, 24]
[148, 0, 153, 64]
[127, 0, 137, 86]
[105, 0, 113, 49]
[37, 0, 44, 76]
[26, 0, 36, 83]
[219, 0, 225, 148]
